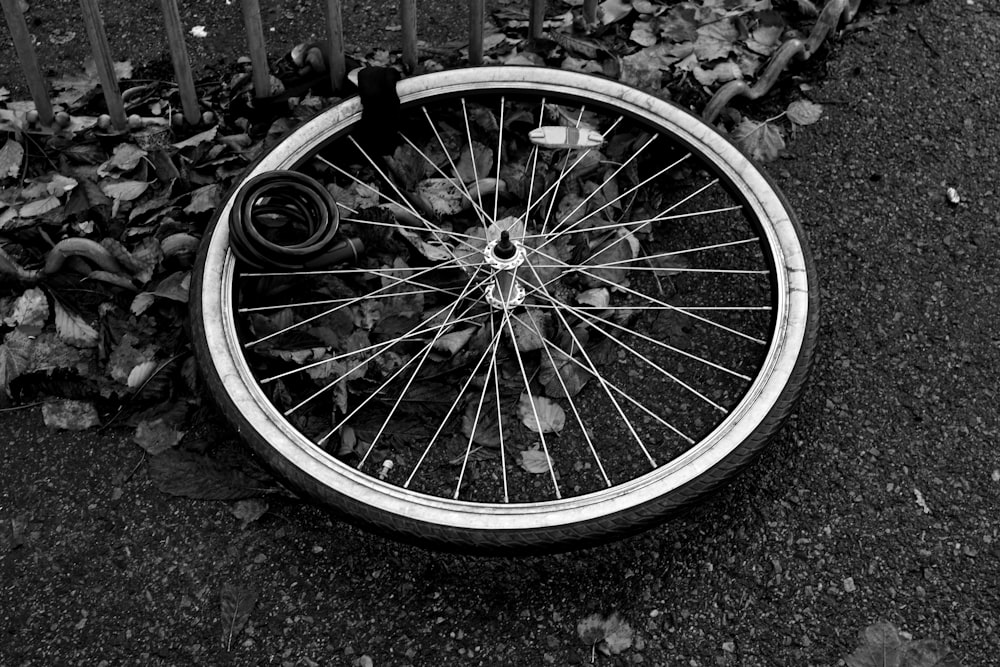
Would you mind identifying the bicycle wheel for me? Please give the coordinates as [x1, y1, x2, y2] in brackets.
[191, 67, 818, 554]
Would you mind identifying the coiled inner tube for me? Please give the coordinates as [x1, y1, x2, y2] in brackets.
[228, 170, 363, 270]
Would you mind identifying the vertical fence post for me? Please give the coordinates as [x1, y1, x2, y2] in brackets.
[78, 0, 128, 130]
[0, 0, 54, 125]
[529, 0, 545, 40]
[158, 0, 201, 124]
[323, 0, 347, 93]
[583, 0, 598, 25]
[239, 0, 271, 98]
[400, 0, 417, 73]
[468, 0, 484, 66]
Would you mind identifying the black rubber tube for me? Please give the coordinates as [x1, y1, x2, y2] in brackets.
[228, 170, 363, 270]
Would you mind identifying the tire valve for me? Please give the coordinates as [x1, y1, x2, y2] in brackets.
[378, 459, 394, 480]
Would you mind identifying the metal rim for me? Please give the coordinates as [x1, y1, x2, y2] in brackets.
[197, 68, 810, 531]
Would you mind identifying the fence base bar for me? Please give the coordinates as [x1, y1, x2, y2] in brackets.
[468, 0, 485, 66]
[78, 0, 128, 130]
[239, 0, 272, 99]
[159, 0, 201, 124]
[324, 0, 347, 93]
[400, 0, 417, 73]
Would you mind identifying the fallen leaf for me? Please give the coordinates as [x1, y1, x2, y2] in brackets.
[41, 399, 100, 430]
[786, 99, 824, 126]
[577, 288, 610, 309]
[53, 300, 98, 348]
[731, 118, 785, 162]
[100, 179, 150, 202]
[220, 584, 258, 650]
[133, 418, 184, 455]
[151, 271, 191, 302]
[518, 392, 566, 433]
[511, 311, 550, 352]
[578, 613, 607, 645]
[599, 0, 632, 24]
[0, 139, 24, 178]
[17, 195, 61, 218]
[694, 20, 739, 61]
[578, 612, 634, 656]
[844, 621, 906, 667]
[900, 640, 961, 667]
[4, 287, 48, 328]
[416, 178, 465, 215]
[126, 359, 159, 389]
[172, 126, 218, 149]
[432, 327, 475, 357]
[539, 350, 591, 398]
[148, 449, 264, 500]
[455, 142, 493, 184]
[230, 498, 269, 527]
[46, 174, 78, 197]
[98, 143, 147, 176]
[461, 400, 502, 448]
[519, 448, 552, 474]
[601, 613, 634, 655]
[630, 19, 659, 47]
[0, 329, 32, 396]
[185, 184, 220, 214]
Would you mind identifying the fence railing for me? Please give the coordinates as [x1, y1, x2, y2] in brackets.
[1, 0, 863, 130]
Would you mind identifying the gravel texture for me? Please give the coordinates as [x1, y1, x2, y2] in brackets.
[2, 0, 1000, 665]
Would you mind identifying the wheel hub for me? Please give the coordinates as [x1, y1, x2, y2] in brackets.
[483, 229, 527, 309]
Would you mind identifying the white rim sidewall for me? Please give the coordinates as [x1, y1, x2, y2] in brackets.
[198, 68, 811, 532]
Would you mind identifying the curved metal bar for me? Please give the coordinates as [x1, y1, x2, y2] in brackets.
[702, 0, 865, 123]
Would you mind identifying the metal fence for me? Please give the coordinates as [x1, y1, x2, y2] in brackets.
[0, 0, 862, 129]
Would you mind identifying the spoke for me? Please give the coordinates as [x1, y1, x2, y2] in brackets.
[346, 136, 484, 256]
[318, 150, 481, 258]
[265, 310, 488, 388]
[526, 246, 769, 345]
[490, 314, 510, 503]
[317, 272, 493, 446]
[239, 287, 457, 314]
[336, 201, 359, 214]
[500, 311, 562, 499]
[493, 96, 505, 223]
[244, 257, 471, 347]
[527, 296, 730, 411]
[453, 317, 504, 499]
[341, 215, 485, 242]
[590, 238, 761, 267]
[538, 105, 587, 236]
[523, 206, 746, 241]
[529, 265, 768, 275]
[522, 262, 660, 466]
[399, 129, 495, 227]
[522, 97, 546, 235]
[606, 204, 745, 233]
[511, 312, 612, 487]
[461, 98, 486, 219]
[404, 313, 508, 489]
[534, 154, 696, 253]
[525, 326, 695, 446]
[315, 155, 416, 221]
[530, 301, 753, 381]
[558, 304, 772, 312]
[358, 306, 492, 470]
[546, 132, 657, 238]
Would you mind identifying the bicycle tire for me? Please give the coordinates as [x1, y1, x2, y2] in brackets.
[191, 67, 819, 554]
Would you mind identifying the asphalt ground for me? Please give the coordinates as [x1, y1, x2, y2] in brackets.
[2, 0, 999, 665]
